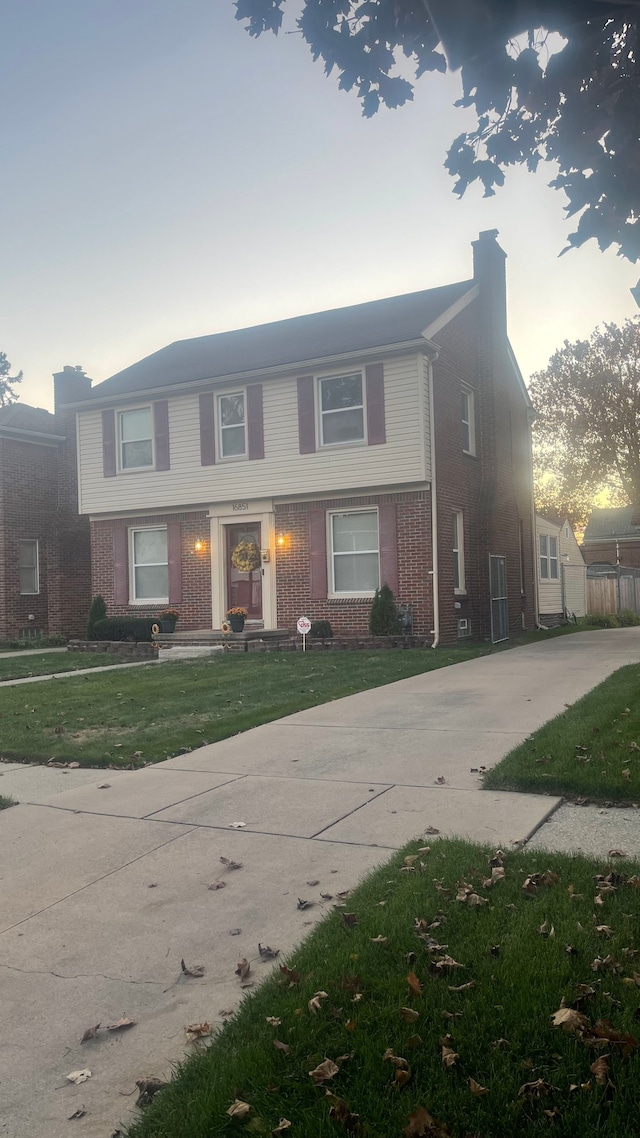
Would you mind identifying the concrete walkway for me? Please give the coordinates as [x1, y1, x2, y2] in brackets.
[1, 628, 639, 1138]
[0, 646, 67, 659]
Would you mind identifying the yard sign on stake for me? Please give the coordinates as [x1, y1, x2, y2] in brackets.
[297, 616, 311, 652]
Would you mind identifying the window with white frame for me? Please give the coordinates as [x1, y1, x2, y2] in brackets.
[539, 534, 559, 579]
[218, 392, 246, 458]
[320, 373, 365, 446]
[330, 510, 379, 595]
[130, 527, 168, 602]
[119, 407, 153, 470]
[18, 540, 39, 594]
[452, 511, 465, 592]
[461, 387, 475, 455]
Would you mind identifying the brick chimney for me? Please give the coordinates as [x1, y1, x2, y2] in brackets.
[53, 365, 92, 414]
[472, 228, 507, 335]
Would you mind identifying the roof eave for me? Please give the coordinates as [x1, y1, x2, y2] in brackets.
[0, 425, 65, 444]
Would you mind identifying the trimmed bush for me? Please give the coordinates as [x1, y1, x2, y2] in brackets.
[93, 617, 155, 642]
[86, 595, 107, 640]
[310, 620, 333, 639]
[368, 584, 401, 635]
[618, 608, 640, 627]
[585, 612, 620, 628]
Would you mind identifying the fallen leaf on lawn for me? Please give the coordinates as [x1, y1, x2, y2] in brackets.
[467, 892, 489, 908]
[441, 1037, 458, 1068]
[235, 958, 251, 979]
[447, 981, 475, 992]
[80, 1024, 100, 1043]
[371, 935, 388, 944]
[424, 826, 440, 835]
[226, 1099, 251, 1119]
[609, 849, 628, 858]
[518, 1079, 557, 1099]
[403, 1107, 450, 1137]
[306, 879, 320, 886]
[135, 1077, 167, 1105]
[383, 1048, 410, 1070]
[551, 1007, 589, 1034]
[68, 761, 81, 769]
[544, 1108, 561, 1120]
[622, 972, 640, 987]
[266, 1016, 282, 1026]
[407, 972, 422, 996]
[622, 769, 631, 782]
[432, 955, 464, 971]
[565, 944, 578, 956]
[400, 1007, 420, 1022]
[220, 856, 242, 870]
[280, 964, 300, 985]
[590, 1055, 611, 1086]
[185, 1022, 211, 1041]
[585, 1019, 637, 1055]
[396, 1067, 412, 1087]
[482, 866, 505, 888]
[273, 1039, 290, 1053]
[468, 1077, 488, 1096]
[67, 1107, 87, 1119]
[271, 1120, 292, 1135]
[308, 990, 330, 1014]
[406, 951, 418, 965]
[297, 898, 313, 910]
[345, 1018, 356, 1032]
[258, 943, 280, 960]
[442, 1010, 463, 1020]
[492, 1037, 510, 1049]
[106, 1018, 136, 1031]
[180, 959, 204, 977]
[596, 925, 614, 938]
[538, 920, 555, 938]
[326, 1092, 359, 1130]
[66, 1070, 91, 1085]
[342, 912, 357, 928]
[405, 1033, 422, 1049]
[208, 880, 226, 891]
[309, 1058, 339, 1083]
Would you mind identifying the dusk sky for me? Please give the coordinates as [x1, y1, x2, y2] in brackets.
[3, 0, 639, 411]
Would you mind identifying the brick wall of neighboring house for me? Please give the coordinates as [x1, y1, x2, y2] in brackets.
[275, 490, 433, 637]
[582, 541, 640, 568]
[90, 511, 212, 628]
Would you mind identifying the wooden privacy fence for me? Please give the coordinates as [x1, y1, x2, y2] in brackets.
[586, 565, 640, 615]
[587, 576, 618, 615]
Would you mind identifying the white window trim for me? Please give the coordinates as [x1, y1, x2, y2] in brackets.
[461, 385, 476, 456]
[327, 507, 379, 599]
[318, 371, 367, 449]
[217, 389, 247, 461]
[118, 405, 154, 473]
[549, 534, 559, 580]
[453, 511, 466, 594]
[539, 533, 560, 580]
[18, 539, 40, 595]
[129, 526, 169, 605]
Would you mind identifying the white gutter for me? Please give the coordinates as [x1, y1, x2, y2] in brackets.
[0, 426, 65, 444]
[527, 410, 545, 629]
[427, 356, 440, 648]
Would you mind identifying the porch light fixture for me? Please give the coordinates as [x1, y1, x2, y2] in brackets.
[277, 532, 290, 550]
[194, 539, 205, 553]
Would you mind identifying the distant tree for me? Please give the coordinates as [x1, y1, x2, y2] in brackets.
[0, 352, 22, 407]
[529, 317, 640, 525]
[235, 0, 640, 261]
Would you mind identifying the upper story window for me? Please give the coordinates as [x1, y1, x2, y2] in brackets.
[219, 392, 246, 458]
[565, 525, 570, 539]
[19, 540, 39, 595]
[119, 407, 153, 470]
[539, 534, 559, 580]
[452, 511, 465, 593]
[461, 387, 476, 455]
[320, 373, 364, 446]
[130, 527, 168, 602]
[329, 509, 379, 596]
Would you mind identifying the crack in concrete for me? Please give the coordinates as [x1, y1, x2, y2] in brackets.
[0, 962, 163, 985]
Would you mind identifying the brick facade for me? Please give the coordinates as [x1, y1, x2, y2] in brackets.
[0, 371, 91, 641]
[582, 540, 640, 569]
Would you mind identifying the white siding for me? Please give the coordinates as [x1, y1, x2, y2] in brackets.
[536, 516, 562, 614]
[559, 520, 587, 617]
[78, 354, 430, 515]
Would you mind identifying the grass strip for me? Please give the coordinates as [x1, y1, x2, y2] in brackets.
[125, 837, 640, 1138]
[0, 651, 132, 682]
[485, 663, 640, 802]
[0, 795, 16, 810]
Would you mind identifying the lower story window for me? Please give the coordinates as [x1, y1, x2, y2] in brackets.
[452, 511, 465, 592]
[330, 509, 379, 595]
[131, 527, 168, 602]
[19, 540, 39, 594]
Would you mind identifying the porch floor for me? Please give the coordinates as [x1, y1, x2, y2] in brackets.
[154, 626, 292, 647]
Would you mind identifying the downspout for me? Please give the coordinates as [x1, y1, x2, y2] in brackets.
[527, 409, 547, 630]
[427, 355, 440, 648]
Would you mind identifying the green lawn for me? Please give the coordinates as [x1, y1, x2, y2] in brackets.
[0, 628, 579, 768]
[125, 837, 640, 1138]
[0, 795, 15, 810]
[485, 663, 640, 802]
[0, 651, 127, 682]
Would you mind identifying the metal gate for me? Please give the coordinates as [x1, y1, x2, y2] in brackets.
[490, 555, 509, 643]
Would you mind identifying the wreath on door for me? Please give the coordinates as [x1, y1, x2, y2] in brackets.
[231, 539, 261, 573]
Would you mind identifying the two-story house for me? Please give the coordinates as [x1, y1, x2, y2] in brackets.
[583, 507, 640, 569]
[0, 369, 92, 641]
[67, 231, 536, 646]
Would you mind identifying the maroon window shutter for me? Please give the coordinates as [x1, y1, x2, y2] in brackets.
[153, 400, 170, 470]
[102, 409, 117, 477]
[378, 503, 398, 595]
[246, 383, 265, 460]
[113, 527, 128, 604]
[167, 522, 183, 605]
[199, 393, 216, 465]
[309, 510, 328, 600]
[366, 363, 386, 445]
[297, 375, 316, 454]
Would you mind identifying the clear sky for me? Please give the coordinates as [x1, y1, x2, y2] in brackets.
[2, 0, 638, 411]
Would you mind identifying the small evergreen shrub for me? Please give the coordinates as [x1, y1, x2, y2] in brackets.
[618, 609, 640, 627]
[86, 595, 107, 640]
[310, 620, 333, 639]
[93, 617, 155, 642]
[368, 584, 401, 635]
[585, 613, 620, 629]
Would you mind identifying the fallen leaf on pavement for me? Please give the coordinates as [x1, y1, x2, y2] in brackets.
[259, 943, 280, 960]
[136, 1077, 167, 1105]
[297, 898, 313, 910]
[208, 880, 226, 890]
[180, 959, 204, 977]
[435, 776, 446, 784]
[80, 1024, 100, 1043]
[185, 1022, 211, 1041]
[67, 1107, 87, 1119]
[309, 1058, 339, 1083]
[220, 856, 242, 870]
[226, 1099, 251, 1119]
[229, 821, 247, 829]
[469, 1077, 488, 1096]
[235, 958, 251, 980]
[106, 1018, 136, 1032]
[424, 826, 440, 835]
[609, 849, 628, 858]
[229, 928, 242, 936]
[66, 1069, 91, 1085]
[306, 879, 320, 886]
[97, 783, 111, 789]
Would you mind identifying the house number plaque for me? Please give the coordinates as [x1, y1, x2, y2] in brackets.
[231, 501, 249, 512]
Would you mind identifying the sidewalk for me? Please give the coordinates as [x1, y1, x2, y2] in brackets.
[1, 628, 639, 1137]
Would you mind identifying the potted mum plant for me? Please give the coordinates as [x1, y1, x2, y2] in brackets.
[226, 606, 248, 633]
[158, 608, 180, 634]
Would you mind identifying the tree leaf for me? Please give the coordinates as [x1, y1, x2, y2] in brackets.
[226, 1099, 251, 1119]
[469, 1077, 488, 1096]
[309, 1057, 339, 1083]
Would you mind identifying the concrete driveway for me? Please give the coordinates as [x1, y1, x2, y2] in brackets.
[1, 628, 639, 1138]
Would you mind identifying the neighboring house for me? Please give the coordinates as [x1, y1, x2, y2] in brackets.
[66, 230, 536, 646]
[582, 506, 640, 568]
[0, 369, 92, 642]
[535, 514, 586, 623]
